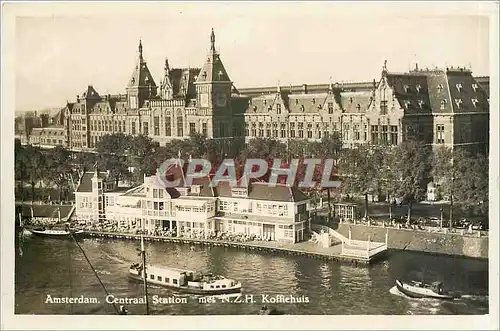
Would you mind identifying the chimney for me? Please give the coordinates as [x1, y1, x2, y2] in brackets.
[302, 84, 308, 94]
[77, 95, 80, 103]
[415, 63, 419, 71]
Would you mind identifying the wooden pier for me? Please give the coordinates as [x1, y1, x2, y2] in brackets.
[81, 231, 387, 265]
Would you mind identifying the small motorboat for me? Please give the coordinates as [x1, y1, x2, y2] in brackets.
[395, 279, 459, 300]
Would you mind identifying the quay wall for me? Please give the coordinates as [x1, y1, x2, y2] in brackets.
[80, 231, 380, 266]
[333, 223, 488, 259]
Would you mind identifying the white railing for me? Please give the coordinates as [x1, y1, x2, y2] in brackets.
[313, 223, 388, 259]
[311, 224, 350, 244]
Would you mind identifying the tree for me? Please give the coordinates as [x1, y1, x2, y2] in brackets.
[46, 146, 72, 202]
[386, 140, 431, 223]
[15, 142, 27, 200]
[339, 144, 386, 218]
[432, 147, 489, 223]
[95, 133, 132, 155]
[23, 145, 47, 202]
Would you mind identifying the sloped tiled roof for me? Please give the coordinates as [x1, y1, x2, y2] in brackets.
[288, 93, 329, 114]
[195, 30, 231, 84]
[423, 71, 453, 114]
[341, 91, 373, 113]
[386, 73, 432, 113]
[76, 171, 108, 193]
[215, 181, 309, 202]
[31, 127, 65, 137]
[82, 85, 100, 99]
[245, 94, 279, 114]
[169, 68, 201, 99]
[446, 69, 489, 113]
[127, 41, 157, 89]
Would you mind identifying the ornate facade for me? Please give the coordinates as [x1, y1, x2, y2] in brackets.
[22, 30, 490, 154]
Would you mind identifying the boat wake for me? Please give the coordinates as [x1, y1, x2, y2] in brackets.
[95, 270, 111, 275]
[390, 286, 442, 314]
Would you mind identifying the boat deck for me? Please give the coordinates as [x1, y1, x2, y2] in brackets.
[82, 231, 387, 265]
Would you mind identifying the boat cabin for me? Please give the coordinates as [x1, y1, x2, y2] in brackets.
[130, 264, 196, 287]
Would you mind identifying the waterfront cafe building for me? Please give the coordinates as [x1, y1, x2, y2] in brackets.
[73, 167, 311, 243]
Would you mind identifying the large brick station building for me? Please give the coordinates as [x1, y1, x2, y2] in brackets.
[20, 30, 490, 155]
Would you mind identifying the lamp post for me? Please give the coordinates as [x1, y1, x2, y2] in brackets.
[440, 207, 443, 228]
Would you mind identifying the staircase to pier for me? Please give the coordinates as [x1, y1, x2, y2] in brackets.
[311, 224, 387, 261]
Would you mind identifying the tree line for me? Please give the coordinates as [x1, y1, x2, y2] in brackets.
[14, 133, 488, 220]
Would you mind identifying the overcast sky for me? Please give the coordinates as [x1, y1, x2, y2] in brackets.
[13, 2, 492, 111]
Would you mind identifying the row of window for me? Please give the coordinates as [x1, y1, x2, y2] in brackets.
[149, 274, 178, 285]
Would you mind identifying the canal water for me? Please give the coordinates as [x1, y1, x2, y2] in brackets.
[15, 236, 489, 315]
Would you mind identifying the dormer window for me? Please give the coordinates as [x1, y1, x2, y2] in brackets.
[356, 104, 361, 111]
[440, 99, 447, 110]
[300, 105, 305, 112]
[456, 83, 463, 92]
[471, 98, 479, 107]
[403, 85, 409, 93]
[472, 83, 478, 92]
[437, 84, 444, 93]
[318, 104, 322, 110]
[276, 104, 281, 114]
[295, 99, 299, 105]
[418, 100, 424, 109]
[312, 98, 316, 104]
[416, 84, 421, 93]
[268, 105, 272, 111]
[404, 100, 411, 109]
[349, 97, 353, 103]
[253, 106, 257, 112]
[263, 99, 267, 106]
[454, 98, 462, 108]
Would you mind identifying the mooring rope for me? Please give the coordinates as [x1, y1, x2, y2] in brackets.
[68, 230, 121, 315]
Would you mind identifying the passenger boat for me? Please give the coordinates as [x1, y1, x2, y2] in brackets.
[395, 279, 459, 300]
[29, 227, 84, 238]
[128, 263, 242, 295]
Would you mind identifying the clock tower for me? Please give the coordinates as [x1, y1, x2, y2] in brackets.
[194, 29, 233, 138]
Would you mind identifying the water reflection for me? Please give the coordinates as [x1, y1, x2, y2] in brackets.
[15, 237, 488, 315]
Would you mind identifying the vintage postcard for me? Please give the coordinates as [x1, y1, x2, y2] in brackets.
[1, 1, 498, 330]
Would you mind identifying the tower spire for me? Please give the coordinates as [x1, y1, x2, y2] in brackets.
[382, 59, 388, 77]
[328, 76, 333, 94]
[138, 39, 143, 60]
[210, 28, 215, 51]
[164, 57, 170, 75]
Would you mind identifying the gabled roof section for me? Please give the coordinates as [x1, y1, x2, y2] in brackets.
[385, 73, 432, 113]
[248, 182, 310, 202]
[245, 94, 279, 114]
[127, 40, 157, 89]
[195, 29, 231, 84]
[169, 68, 201, 99]
[445, 68, 489, 113]
[288, 93, 329, 114]
[341, 91, 373, 113]
[76, 171, 108, 193]
[82, 85, 100, 99]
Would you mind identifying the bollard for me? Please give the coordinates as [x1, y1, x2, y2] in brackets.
[477, 231, 481, 238]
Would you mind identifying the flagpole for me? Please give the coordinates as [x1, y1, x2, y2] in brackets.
[141, 234, 150, 315]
